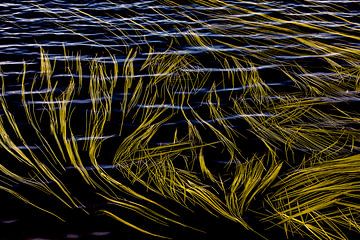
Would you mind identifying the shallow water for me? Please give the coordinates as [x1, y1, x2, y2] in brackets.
[1, 1, 358, 66]
[0, 1, 359, 239]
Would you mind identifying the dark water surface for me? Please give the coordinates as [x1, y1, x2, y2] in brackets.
[0, 1, 359, 239]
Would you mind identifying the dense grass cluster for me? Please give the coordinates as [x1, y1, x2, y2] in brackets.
[0, 0, 359, 239]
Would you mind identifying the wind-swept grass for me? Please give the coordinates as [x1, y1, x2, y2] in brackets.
[0, 1, 359, 239]
[265, 154, 360, 240]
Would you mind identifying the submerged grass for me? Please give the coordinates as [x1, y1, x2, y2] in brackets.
[0, 1, 359, 239]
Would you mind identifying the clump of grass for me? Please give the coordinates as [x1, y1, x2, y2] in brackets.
[265, 154, 360, 240]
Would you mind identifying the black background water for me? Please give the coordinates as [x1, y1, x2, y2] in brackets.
[0, 1, 359, 239]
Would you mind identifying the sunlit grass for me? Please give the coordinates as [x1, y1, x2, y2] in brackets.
[0, 1, 359, 239]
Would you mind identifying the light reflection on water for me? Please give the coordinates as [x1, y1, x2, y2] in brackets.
[0, 0, 359, 239]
